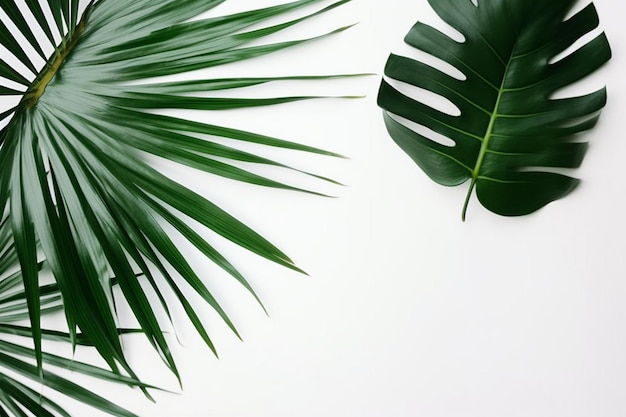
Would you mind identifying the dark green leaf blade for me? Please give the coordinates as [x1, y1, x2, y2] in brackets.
[0, 20, 37, 74]
[24, 0, 57, 46]
[0, 59, 30, 87]
[377, 0, 611, 218]
[0, 2, 46, 58]
[0, 352, 140, 417]
[8, 122, 42, 375]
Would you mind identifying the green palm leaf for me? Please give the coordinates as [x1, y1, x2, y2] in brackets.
[0, 0, 356, 402]
[0, 218, 156, 417]
[377, 0, 611, 219]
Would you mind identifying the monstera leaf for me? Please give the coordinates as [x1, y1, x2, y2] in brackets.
[378, 0, 611, 219]
[0, 0, 357, 414]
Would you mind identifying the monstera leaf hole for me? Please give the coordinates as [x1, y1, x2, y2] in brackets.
[378, 0, 611, 220]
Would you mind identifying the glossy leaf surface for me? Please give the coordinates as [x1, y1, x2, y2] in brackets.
[377, 0, 611, 219]
[0, 0, 355, 415]
[0, 217, 153, 417]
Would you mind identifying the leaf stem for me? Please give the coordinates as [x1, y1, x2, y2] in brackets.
[461, 178, 476, 222]
[461, 54, 512, 221]
[21, 15, 88, 109]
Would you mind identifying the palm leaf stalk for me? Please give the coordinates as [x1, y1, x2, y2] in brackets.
[0, 0, 358, 404]
[377, 0, 611, 219]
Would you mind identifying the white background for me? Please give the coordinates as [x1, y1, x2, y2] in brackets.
[3, 0, 626, 416]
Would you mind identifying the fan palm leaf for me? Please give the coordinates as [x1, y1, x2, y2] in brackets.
[0, 0, 356, 400]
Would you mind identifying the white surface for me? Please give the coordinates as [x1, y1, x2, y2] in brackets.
[3, 0, 626, 416]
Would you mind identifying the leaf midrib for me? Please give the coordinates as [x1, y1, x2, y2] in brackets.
[461, 46, 515, 221]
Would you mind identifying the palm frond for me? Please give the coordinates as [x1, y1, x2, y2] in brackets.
[0, 219, 156, 417]
[0, 0, 357, 404]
